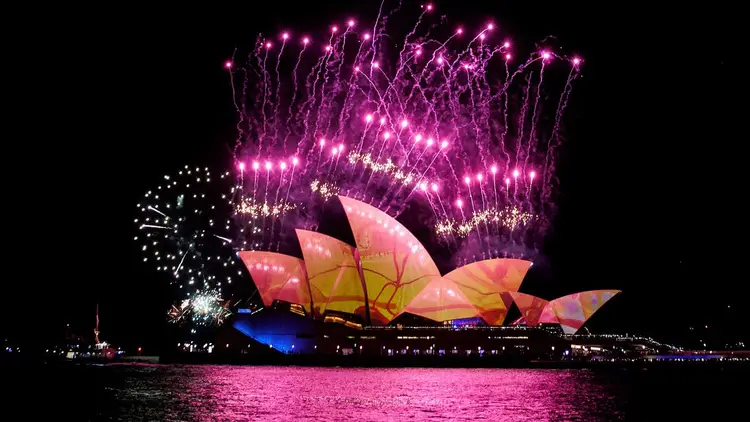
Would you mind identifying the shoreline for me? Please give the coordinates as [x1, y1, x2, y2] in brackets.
[5, 353, 748, 369]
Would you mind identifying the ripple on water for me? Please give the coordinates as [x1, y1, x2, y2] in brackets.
[93, 366, 628, 421]
[11, 363, 745, 421]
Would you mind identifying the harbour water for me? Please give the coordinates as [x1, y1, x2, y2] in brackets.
[6, 363, 745, 420]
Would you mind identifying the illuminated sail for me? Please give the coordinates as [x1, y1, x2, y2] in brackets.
[338, 195, 440, 325]
[401, 277, 479, 322]
[295, 229, 367, 320]
[238, 251, 311, 312]
[444, 258, 532, 325]
[508, 292, 554, 326]
[549, 290, 621, 334]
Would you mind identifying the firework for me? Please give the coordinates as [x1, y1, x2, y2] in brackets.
[235, 197, 296, 218]
[436, 205, 536, 237]
[309, 179, 340, 200]
[135, 166, 240, 298]
[228, 4, 580, 255]
[168, 288, 232, 327]
[137, 6, 585, 336]
[232, 158, 322, 251]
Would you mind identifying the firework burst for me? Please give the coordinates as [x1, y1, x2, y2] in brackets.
[228, 3, 580, 256]
[168, 288, 232, 327]
[135, 166, 241, 299]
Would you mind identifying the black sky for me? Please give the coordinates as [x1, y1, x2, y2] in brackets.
[7, 1, 743, 351]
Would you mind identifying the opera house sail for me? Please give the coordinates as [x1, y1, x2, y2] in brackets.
[232, 196, 621, 355]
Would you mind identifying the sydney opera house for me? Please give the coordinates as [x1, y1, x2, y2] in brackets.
[233, 195, 621, 359]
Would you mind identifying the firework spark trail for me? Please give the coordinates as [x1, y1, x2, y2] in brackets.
[466, 183, 483, 246]
[388, 118, 410, 160]
[368, 0, 386, 70]
[491, 171, 499, 232]
[477, 177, 487, 214]
[524, 170, 537, 217]
[367, 0, 403, 78]
[269, 165, 285, 247]
[355, 70, 396, 138]
[334, 36, 369, 146]
[323, 29, 352, 138]
[312, 44, 336, 148]
[434, 188, 448, 220]
[140, 224, 171, 230]
[443, 49, 476, 140]
[483, 56, 540, 104]
[271, 38, 287, 149]
[354, 121, 372, 157]
[424, 191, 440, 222]
[490, 58, 539, 177]
[443, 48, 472, 177]
[383, 45, 425, 132]
[283, 42, 308, 153]
[394, 144, 448, 209]
[467, 64, 485, 171]
[515, 72, 533, 172]
[247, 40, 265, 149]
[474, 44, 490, 173]
[402, 140, 429, 177]
[213, 234, 232, 243]
[401, 135, 420, 166]
[252, 169, 259, 206]
[404, 37, 457, 133]
[260, 166, 274, 248]
[300, 52, 330, 160]
[499, 59, 511, 177]
[477, 176, 492, 241]
[458, 201, 466, 222]
[524, 61, 546, 179]
[364, 131, 392, 191]
[395, 8, 428, 73]
[405, 70, 440, 130]
[260, 45, 271, 151]
[375, 67, 406, 136]
[402, 33, 459, 115]
[147, 205, 168, 218]
[284, 163, 296, 204]
[227, 48, 246, 156]
[329, 149, 343, 177]
[543, 67, 577, 200]
[441, 64, 463, 165]
[479, 45, 507, 167]
[313, 145, 324, 175]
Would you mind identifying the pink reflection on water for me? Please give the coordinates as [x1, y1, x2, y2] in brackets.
[102, 366, 624, 421]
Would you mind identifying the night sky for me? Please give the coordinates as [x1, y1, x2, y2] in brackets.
[8, 1, 741, 352]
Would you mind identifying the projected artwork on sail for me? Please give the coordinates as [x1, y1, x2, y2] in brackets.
[296, 229, 367, 320]
[239, 251, 311, 312]
[339, 195, 440, 324]
[401, 278, 479, 322]
[550, 290, 621, 334]
[444, 258, 532, 325]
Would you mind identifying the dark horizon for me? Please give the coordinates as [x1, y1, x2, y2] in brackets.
[6, 2, 742, 354]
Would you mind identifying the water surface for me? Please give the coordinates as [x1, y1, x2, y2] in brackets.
[7, 363, 744, 421]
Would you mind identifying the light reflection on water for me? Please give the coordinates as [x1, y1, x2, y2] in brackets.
[7, 362, 745, 420]
[100, 365, 625, 421]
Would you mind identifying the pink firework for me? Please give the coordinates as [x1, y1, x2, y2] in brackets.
[229, 5, 580, 252]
